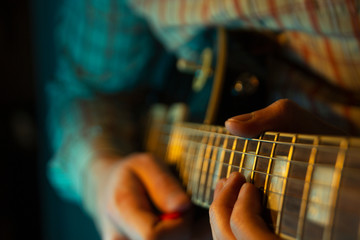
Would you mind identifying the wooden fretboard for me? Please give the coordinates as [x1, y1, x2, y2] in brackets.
[147, 122, 360, 240]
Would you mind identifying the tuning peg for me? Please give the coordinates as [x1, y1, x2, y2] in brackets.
[177, 48, 214, 92]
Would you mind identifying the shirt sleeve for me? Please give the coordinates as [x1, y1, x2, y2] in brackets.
[128, 0, 351, 60]
[46, 0, 162, 202]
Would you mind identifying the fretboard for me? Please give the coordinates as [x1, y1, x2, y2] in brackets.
[148, 122, 360, 240]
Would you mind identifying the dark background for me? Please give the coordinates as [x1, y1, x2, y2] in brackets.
[1, 0, 100, 239]
[1, 0, 39, 239]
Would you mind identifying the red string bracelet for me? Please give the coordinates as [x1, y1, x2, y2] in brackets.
[159, 212, 182, 220]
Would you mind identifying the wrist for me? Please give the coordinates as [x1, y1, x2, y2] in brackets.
[82, 153, 120, 218]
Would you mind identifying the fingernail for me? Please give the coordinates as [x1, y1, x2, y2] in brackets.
[227, 113, 253, 122]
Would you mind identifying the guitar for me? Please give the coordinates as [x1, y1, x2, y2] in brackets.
[145, 28, 360, 240]
[146, 104, 360, 240]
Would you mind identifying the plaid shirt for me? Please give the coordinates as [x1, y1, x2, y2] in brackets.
[48, 0, 360, 201]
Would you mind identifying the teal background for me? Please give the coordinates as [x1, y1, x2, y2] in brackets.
[31, 0, 100, 239]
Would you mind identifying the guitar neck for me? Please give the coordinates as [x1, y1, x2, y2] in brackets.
[148, 122, 360, 240]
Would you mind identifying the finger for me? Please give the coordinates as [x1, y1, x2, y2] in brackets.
[230, 183, 278, 240]
[213, 178, 226, 201]
[100, 217, 128, 240]
[225, 99, 345, 138]
[129, 153, 191, 213]
[209, 172, 246, 240]
[108, 163, 191, 240]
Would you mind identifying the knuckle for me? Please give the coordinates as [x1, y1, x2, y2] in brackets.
[230, 211, 246, 233]
[273, 99, 298, 117]
[127, 152, 154, 165]
[208, 204, 217, 221]
[276, 98, 293, 111]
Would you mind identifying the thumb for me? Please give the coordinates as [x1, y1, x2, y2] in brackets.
[225, 99, 344, 138]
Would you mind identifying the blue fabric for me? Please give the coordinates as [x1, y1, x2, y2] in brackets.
[47, 0, 174, 201]
[54, 0, 164, 93]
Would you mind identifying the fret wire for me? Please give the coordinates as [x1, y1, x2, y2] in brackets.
[218, 132, 229, 179]
[187, 129, 202, 191]
[178, 128, 187, 183]
[198, 127, 216, 203]
[177, 153, 347, 192]
[174, 128, 181, 166]
[162, 137, 359, 187]
[160, 136, 354, 171]
[193, 128, 226, 206]
[158, 123, 360, 238]
[187, 192, 360, 237]
[204, 127, 224, 204]
[179, 130, 188, 187]
[159, 123, 170, 159]
[239, 138, 248, 175]
[185, 130, 200, 195]
[171, 128, 179, 168]
[179, 154, 360, 220]
[279, 233, 294, 240]
[226, 135, 238, 178]
[297, 136, 319, 240]
[190, 165, 360, 217]
[163, 123, 357, 152]
[279, 201, 360, 231]
[250, 134, 263, 183]
[280, 202, 357, 239]
[187, 126, 201, 197]
[277, 197, 360, 239]
[193, 126, 210, 202]
[180, 128, 187, 175]
[323, 138, 349, 240]
[191, 131, 230, 206]
[263, 133, 279, 205]
[163, 128, 171, 163]
[276, 134, 296, 234]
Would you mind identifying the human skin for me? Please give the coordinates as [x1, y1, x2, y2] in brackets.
[210, 172, 278, 240]
[209, 99, 345, 240]
[86, 153, 193, 240]
[85, 99, 345, 240]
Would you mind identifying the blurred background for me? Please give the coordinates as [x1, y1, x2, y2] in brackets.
[1, 0, 99, 239]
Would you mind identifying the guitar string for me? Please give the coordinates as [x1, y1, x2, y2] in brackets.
[162, 124, 356, 163]
[161, 139, 359, 213]
[158, 141, 360, 223]
[161, 134, 360, 173]
[188, 166, 351, 212]
[164, 134, 331, 167]
[176, 150, 348, 190]
[158, 123, 360, 151]
[190, 180, 360, 229]
[152, 124, 360, 230]
[178, 126, 354, 151]
[179, 156, 360, 218]
[159, 133, 360, 199]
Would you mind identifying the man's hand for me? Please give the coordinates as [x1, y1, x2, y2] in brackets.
[86, 153, 192, 240]
[209, 172, 278, 240]
[209, 99, 345, 240]
[225, 99, 345, 138]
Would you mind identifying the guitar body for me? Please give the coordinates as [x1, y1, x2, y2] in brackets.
[184, 28, 274, 125]
[145, 28, 360, 240]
